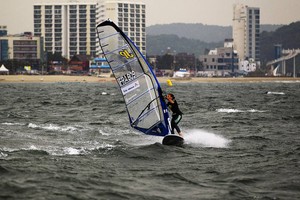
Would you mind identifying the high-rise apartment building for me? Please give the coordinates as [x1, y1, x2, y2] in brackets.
[233, 4, 260, 62]
[33, 0, 146, 59]
[34, 0, 98, 59]
[98, 0, 146, 55]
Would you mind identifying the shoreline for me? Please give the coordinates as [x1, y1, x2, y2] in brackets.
[0, 75, 300, 83]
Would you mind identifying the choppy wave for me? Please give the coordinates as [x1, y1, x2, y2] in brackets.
[1, 142, 117, 156]
[1, 82, 300, 199]
[28, 123, 78, 132]
[2, 122, 79, 133]
[216, 108, 266, 113]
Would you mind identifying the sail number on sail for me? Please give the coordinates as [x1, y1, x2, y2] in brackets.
[117, 71, 136, 86]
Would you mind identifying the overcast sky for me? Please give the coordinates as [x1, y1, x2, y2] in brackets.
[0, 0, 299, 34]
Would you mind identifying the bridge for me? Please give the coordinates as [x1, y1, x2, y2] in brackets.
[266, 49, 300, 77]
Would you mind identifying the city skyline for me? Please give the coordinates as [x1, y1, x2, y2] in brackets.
[0, 0, 300, 34]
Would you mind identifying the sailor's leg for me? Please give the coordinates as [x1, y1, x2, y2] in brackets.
[170, 119, 175, 134]
[174, 124, 181, 133]
[174, 115, 183, 136]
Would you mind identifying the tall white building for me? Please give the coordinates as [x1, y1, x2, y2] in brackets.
[233, 4, 260, 62]
[97, 0, 146, 55]
[33, 0, 145, 59]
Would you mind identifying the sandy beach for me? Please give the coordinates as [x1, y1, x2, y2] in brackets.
[0, 75, 299, 83]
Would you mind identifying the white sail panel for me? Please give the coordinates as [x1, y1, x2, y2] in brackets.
[97, 21, 170, 136]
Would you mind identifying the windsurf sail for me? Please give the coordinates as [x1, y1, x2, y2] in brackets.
[96, 20, 170, 136]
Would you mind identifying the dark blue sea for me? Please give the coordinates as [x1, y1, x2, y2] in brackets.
[1, 80, 300, 200]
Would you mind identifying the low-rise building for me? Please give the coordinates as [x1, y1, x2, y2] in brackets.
[199, 39, 239, 76]
[68, 54, 91, 74]
[239, 59, 257, 73]
[0, 32, 44, 68]
[89, 57, 111, 76]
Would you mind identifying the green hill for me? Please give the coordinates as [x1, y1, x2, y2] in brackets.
[260, 21, 300, 63]
[146, 22, 299, 68]
[146, 34, 222, 56]
[146, 23, 282, 43]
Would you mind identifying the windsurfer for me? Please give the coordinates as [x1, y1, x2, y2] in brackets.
[165, 93, 183, 137]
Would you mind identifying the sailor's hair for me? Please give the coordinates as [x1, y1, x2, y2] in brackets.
[168, 93, 175, 100]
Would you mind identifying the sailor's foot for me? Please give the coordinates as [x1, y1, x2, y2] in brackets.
[178, 132, 183, 137]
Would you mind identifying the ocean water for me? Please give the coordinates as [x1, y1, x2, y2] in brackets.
[0, 80, 299, 200]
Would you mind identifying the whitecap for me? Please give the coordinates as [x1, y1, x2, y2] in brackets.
[63, 147, 82, 155]
[0, 152, 8, 158]
[216, 108, 266, 113]
[28, 123, 39, 128]
[248, 109, 266, 113]
[273, 80, 300, 83]
[28, 123, 77, 132]
[99, 129, 111, 136]
[1, 122, 25, 126]
[29, 145, 38, 150]
[216, 108, 244, 113]
[266, 91, 285, 95]
[59, 126, 78, 132]
[97, 143, 115, 150]
[45, 142, 117, 156]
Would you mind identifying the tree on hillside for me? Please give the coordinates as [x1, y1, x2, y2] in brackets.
[260, 21, 300, 66]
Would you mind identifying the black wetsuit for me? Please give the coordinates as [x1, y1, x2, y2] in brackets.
[167, 100, 183, 134]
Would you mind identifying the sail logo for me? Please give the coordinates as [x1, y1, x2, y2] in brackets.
[121, 80, 140, 95]
[119, 49, 134, 59]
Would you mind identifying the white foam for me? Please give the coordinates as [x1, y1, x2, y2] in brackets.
[183, 129, 231, 148]
[2, 122, 26, 126]
[266, 91, 285, 95]
[97, 143, 115, 150]
[28, 123, 39, 128]
[0, 152, 8, 158]
[28, 123, 77, 132]
[63, 147, 82, 155]
[216, 108, 266, 113]
[217, 108, 242, 113]
[273, 80, 300, 83]
[248, 109, 265, 113]
[29, 145, 38, 150]
[99, 129, 111, 136]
